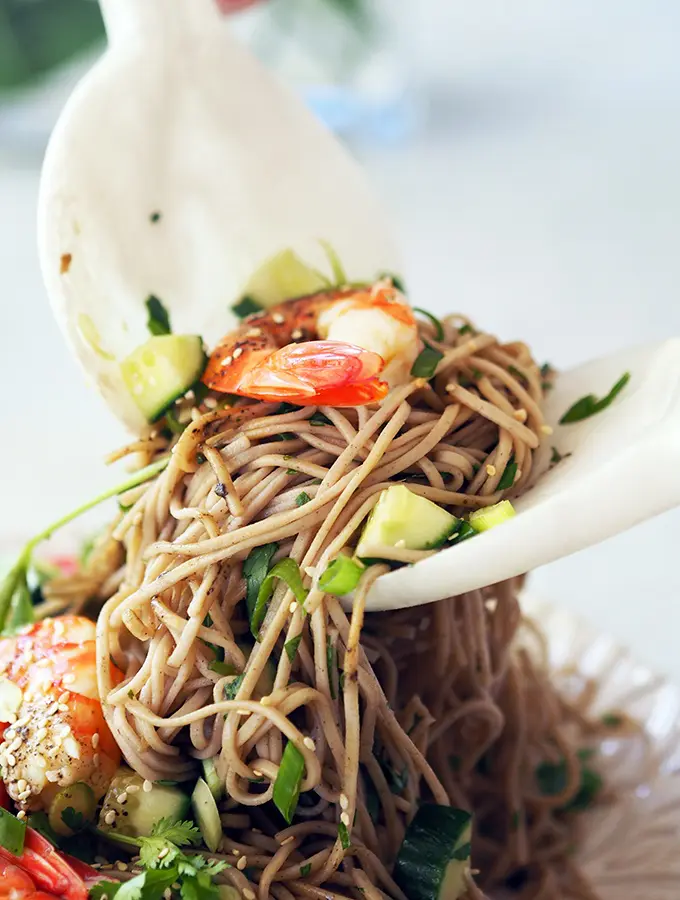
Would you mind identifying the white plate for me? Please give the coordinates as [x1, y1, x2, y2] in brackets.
[522, 595, 680, 900]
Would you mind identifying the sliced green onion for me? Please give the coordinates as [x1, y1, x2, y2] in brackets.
[320, 240, 347, 285]
[448, 522, 476, 545]
[458, 323, 473, 336]
[411, 344, 443, 379]
[251, 558, 308, 638]
[497, 459, 518, 491]
[145, 294, 171, 336]
[0, 806, 26, 855]
[164, 407, 186, 434]
[295, 492, 312, 507]
[412, 308, 444, 341]
[319, 557, 364, 596]
[232, 296, 263, 319]
[243, 543, 279, 627]
[300, 863, 312, 878]
[225, 674, 245, 701]
[210, 660, 240, 677]
[284, 634, 303, 663]
[468, 500, 516, 533]
[338, 821, 351, 850]
[560, 372, 630, 424]
[273, 741, 306, 823]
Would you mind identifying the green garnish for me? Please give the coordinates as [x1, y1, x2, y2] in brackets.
[300, 863, 312, 877]
[243, 543, 279, 629]
[601, 712, 623, 728]
[309, 411, 332, 426]
[277, 402, 301, 415]
[150, 211, 162, 223]
[326, 636, 338, 700]
[497, 459, 518, 491]
[318, 557, 364, 596]
[275, 432, 296, 442]
[296, 492, 312, 507]
[225, 675, 245, 701]
[0, 806, 26, 855]
[251, 558, 308, 638]
[338, 821, 351, 850]
[411, 344, 444, 379]
[468, 500, 516, 533]
[458, 324, 473, 335]
[209, 660, 239, 677]
[273, 741, 306, 824]
[412, 308, 444, 341]
[377, 271, 406, 293]
[145, 295, 171, 336]
[560, 372, 630, 424]
[320, 240, 347, 285]
[535, 754, 602, 813]
[448, 522, 476, 545]
[284, 634, 303, 663]
[232, 296, 263, 319]
[550, 446, 564, 465]
[164, 407, 186, 435]
[0, 456, 169, 634]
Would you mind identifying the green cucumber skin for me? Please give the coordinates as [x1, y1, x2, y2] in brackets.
[394, 805, 472, 900]
[99, 768, 190, 839]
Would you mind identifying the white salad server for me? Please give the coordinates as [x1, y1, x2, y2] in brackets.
[365, 338, 680, 610]
[38, 0, 400, 433]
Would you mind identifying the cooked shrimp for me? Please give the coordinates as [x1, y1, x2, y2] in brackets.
[0, 617, 121, 812]
[202, 280, 420, 405]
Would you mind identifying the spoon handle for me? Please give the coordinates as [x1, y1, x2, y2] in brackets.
[99, 0, 224, 45]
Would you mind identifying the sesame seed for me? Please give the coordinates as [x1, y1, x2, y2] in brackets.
[291, 329, 303, 340]
[93, 753, 100, 766]
[233, 347, 243, 359]
[237, 856, 248, 871]
[62, 674, 76, 685]
[143, 779, 153, 793]
[252, 770, 263, 778]
[163, 891, 172, 900]
[3, 730, 15, 742]
[289, 601, 297, 613]
[92, 733, 100, 749]
[15, 716, 30, 728]
[272, 313, 285, 325]
[46, 702, 59, 715]
[486, 464, 497, 476]
[116, 862, 128, 872]
[16, 779, 27, 792]
[221, 355, 233, 367]
[541, 424, 554, 435]
[303, 737, 316, 752]
[6, 753, 16, 767]
[516, 469, 523, 479]
[35, 755, 46, 768]
[513, 408, 528, 422]
[16, 810, 25, 820]
[126, 783, 140, 793]
[104, 810, 117, 825]
[244, 890, 256, 900]
[340, 812, 350, 827]
[158, 847, 170, 860]
[118, 791, 128, 804]
[9, 737, 22, 753]
[45, 770, 60, 783]
[246, 328, 262, 338]
[58, 692, 70, 704]
[59, 704, 69, 712]
[339, 793, 349, 810]
[18, 790, 31, 801]
[259, 695, 270, 706]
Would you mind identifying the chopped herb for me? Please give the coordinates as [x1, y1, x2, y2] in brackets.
[300, 863, 312, 878]
[458, 324, 473, 335]
[225, 674, 245, 701]
[150, 211, 162, 223]
[0, 807, 26, 855]
[470, 367, 483, 380]
[286, 468, 299, 475]
[542, 381, 553, 391]
[508, 365, 526, 381]
[601, 712, 623, 728]
[411, 344, 444, 379]
[273, 741, 305, 824]
[232, 296, 263, 319]
[327, 636, 338, 700]
[540, 362, 553, 378]
[61, 806, 85, 833]
[309, 411, 332, 426]
[560, 372, 630, 424]
[285, 634, 303, 663]
[338, 821, 351, 850]
[378, 271, 405, 293]
[164, 407, 186, 435]
[243, 543, 279, 628]
[296, 492, 312, 507]
[277, 403, 301, 415]
[550, 446, 564, 465]
[497, 459, 518, 491]
[145, 294, 171, 336]
[275, 432, 296, 442]
[413, 308, 444, 341]
[195, 452, 206, 465]
[451, 841, 471, 861]
[319, 556, 364, 596]
[210, 660, 239, 677]
[536, 754, 602, 812]
[251, 558, 308, 638]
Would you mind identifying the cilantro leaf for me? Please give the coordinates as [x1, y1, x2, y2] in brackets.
[145, 295, 172, 336]
[285, 634, 302, 662]
[560, 372, 630, 424]
[61, 806, 85, 832]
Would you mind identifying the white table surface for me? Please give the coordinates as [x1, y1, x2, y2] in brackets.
[1, 1, 679, 680]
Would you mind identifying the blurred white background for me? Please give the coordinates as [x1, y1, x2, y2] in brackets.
[1, 1, 679, 676]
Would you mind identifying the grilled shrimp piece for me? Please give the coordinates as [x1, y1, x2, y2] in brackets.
[202, 280, 420, 405]
[0, 617, 121, 811]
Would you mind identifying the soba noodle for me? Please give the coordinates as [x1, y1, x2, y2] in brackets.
[46, 314, 604, 899]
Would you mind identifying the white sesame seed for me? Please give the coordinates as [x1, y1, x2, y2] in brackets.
[18, 790, 31, 801]
[252, 770, 263, 778]
[35, 756, 46, 768]
[16, 810, 25, 820]
[59, 704, 69, 713]
[126, 783, 140, 793]
[3, 730, 15, 742]
[91, 733, 100, 749]
[303, 737, 316, 752]
[35, 727, 47, 741]
[6, 753, 16, 767]
[59, 725, 72, 738]
[541, 424, 554, 435]
[62, 673, 76, 685]
[237, 856, 247, 871]
[16, 779, 27, 792]
[143, 779, 153, 793]
[272, 313, 285, 325]
[486, 464, 497, 476]
[339, 793, 349, 810]
[45, 770, 60, 783]
[340, 812, 350, 827]
[221, 355, 233, 367]
[118, 792, 128, 804]
[289, 601, 297, 613]
[158, 847, 170, 860]
[46, 702, 59, 715]
[246, 327, 262, 338]
[104, 810, 117, 825]
[232, 849, 241, 856]
[15, 716, 30, 728]
[58, 691, 70, 702]
[291, 329, 303, 340]
[9, 737, 22, 753]
[233, 347, 243, 359]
